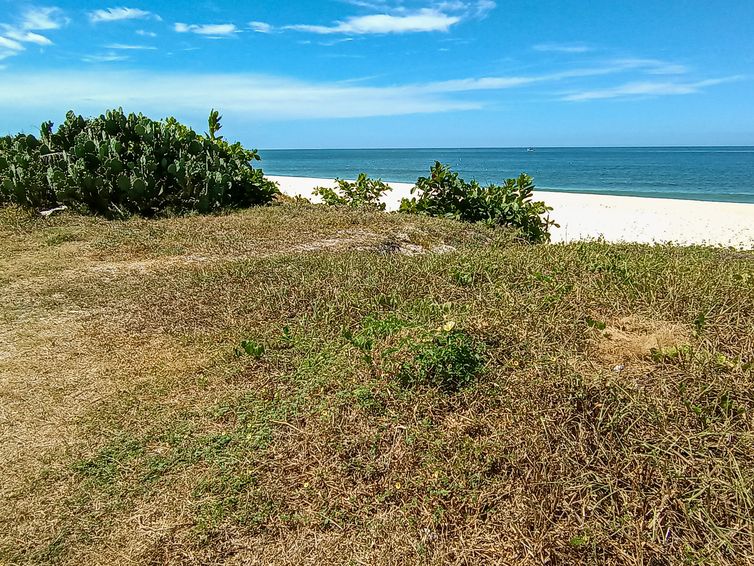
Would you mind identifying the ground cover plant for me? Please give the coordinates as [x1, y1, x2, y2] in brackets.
[0, 201, 752, 565]
[0, 109, 278, 217]
[400, 161, 556, 243]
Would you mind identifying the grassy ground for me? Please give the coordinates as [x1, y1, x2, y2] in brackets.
[1, 202, 752, 565]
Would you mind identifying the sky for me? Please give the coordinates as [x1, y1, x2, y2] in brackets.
[0, 0, 752, 148]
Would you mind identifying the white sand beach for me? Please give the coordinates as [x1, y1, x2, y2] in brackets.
[269, 175, 754, 249]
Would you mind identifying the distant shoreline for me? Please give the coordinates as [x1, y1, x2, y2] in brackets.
[269, 175, 754, 249]
[259, 147, 754, 205]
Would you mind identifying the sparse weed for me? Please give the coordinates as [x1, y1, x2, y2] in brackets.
[398, 328, 486, 392]
[236, 339, 265, 359]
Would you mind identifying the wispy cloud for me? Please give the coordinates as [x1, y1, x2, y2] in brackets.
[136, 29, 157, 37]
[2, 30, 54, 46]
[249, 21, 273, 34]
[280, 0, 495, 35]
[0, 60, 735, 120]
[562, 76, 743, 101]
[105, 43, 157, 50]
[0, 7, 66, 60]
[0, 70, 478, 118]
[612, 58, 688, 75]
[89, 7, 159, 24]
[285, 9, 460, 34]
[0, 36, 24, 52]
[0, 35, 24, 60]
[174, 23, 239, 37]
[534, 43, 592, 54]
[20, 7, 68, 30]
[82, 52, 130, 63]
[412, 59, 698, 93]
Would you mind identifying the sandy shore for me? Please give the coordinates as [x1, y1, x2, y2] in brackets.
[269, 175, 754, 248]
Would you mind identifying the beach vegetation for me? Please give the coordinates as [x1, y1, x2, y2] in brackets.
[2, 204, 752, 564]
[397, 325, 486, 392]
[0, 108, 278, 218]
[400, 161, 556, 242]
[313, 173, 392, 210]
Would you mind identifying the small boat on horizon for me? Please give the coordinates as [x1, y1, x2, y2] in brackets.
[527, 147, 536, 152]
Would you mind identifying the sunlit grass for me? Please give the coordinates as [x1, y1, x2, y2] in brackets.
[1, 203, 752, 565]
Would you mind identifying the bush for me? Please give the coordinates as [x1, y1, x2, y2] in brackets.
[0, 109, 278, 217]
[313, 173, 391, 210]
[400, 161, 555, 243]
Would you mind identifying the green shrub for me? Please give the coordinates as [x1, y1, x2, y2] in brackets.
[313, 173, 391, 210]
[399, 327, 486, 392]
[400, 161, 555, 243]
[0, 109, 278, 217]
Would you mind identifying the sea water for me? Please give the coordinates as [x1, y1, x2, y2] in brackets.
[260, 147, 754, 203]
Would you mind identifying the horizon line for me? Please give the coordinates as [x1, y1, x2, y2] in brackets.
[259, 145, 754, 151]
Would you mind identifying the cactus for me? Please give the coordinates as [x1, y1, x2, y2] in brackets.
[0, 108, 278, 217]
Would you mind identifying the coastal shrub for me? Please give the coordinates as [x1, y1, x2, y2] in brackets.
[0, 109, 278, 217]
[399, 161, 555, 243]
[313, 173, 391, 210]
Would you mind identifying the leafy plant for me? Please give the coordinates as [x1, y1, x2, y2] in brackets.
[236, 339, 265, 359]
[585, 317, 607, 331]
[398, 326, 486, 392]
[207, 109, 223, 141]
[0, 109, 278, 217]
[399, 162, 555, 243]
[651, 344, 693, 363]
[313, 173, 392, 210]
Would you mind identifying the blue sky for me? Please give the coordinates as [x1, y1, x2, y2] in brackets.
[0, 0, 752, 147]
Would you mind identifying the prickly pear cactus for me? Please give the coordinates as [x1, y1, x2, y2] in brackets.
[0, 109, 279, 217]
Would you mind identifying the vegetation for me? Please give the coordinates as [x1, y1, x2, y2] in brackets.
[0, 109, 278, 217]
[313, 173, 392, 210]
[400, 161, 556, 243]
[3, 112, 552, 244]
[1, 202, 752, 565]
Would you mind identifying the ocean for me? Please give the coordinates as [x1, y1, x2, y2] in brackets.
[260, 147, 754, 204]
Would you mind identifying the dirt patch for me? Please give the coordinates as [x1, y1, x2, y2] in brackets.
[593, 316, 691, 365]
[294, 229, 456, 256]
[87, 255, 215, 274]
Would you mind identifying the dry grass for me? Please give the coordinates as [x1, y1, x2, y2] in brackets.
[0, 203, 752, 565]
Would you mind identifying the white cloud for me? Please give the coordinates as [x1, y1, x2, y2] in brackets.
[284, 1, 495, 35]
[534, 43, 591, 54]
[0, 63, 736, 121]
[0, 71, 462, 117]
[611, 58, 688, 75]
[175, 23, 239, 37]
[3, 30, 54, 46]
[105, 43, 157, 50]
[0, 39, 21, 62]
[0, 36, 24, 51]
[562, 77, 743, 101]
[249, 21, 273, 34]
[136, 29, 157, 37]
[20, 7, 68, 30]
[467, 0, 497, 19]
[82, 52, 130, 63]
[0, 47, 736, 120]
[286, 9, 460, 34]
[0, 6, 65, 57]
[89, 7, 158, 24]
